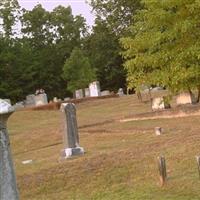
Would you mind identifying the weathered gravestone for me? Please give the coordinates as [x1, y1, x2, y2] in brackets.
[75, 89, 84, 99]
[0, 99, 19, 200]
[84, 88, 90, 97]
[152, 97, 170, 111]
[25, 94, 36, 107]
[101, 90, 110, 96]
[60, 103, 84, 158]
[35, 93, 48, 106]
[176, 92, 196, 105]
[89, 81, 101, 97]
[117, 88, 124, 96]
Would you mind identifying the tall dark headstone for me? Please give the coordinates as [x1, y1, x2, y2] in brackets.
[61, 103, 84, 158]
[0, 100, 19, 200]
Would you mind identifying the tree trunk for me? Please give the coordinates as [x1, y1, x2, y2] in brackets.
[197, 87, 200, 103]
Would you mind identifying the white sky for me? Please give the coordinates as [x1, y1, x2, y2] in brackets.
[18, 0, 95, 26]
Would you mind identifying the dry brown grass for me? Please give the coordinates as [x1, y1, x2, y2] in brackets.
[7, 93, 200, 200]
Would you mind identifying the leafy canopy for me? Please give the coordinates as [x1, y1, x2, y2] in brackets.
[121, 0, 200, 94]
[63, 48, 96, 92]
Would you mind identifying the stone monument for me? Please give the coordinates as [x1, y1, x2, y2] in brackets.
[35, 93, 48, 106]
[25, 94, 36, 107]
[152, 97, 170, 111]
[0, 99, 19, 200]
[101, 90, 110, 96]
[84, 88, 90, 97]
[117, 88, 124, 96]
[176, 92, 196, 105]
[89, 81, 101, 97]
[60, 103, 84, 158]
[75, 89, 84, 99]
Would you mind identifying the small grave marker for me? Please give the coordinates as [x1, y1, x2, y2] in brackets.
[196, 156, 200, 179]
[155, 127, 163, 135]
[157, 156, 167, 186]
[60, 103, 84, 158]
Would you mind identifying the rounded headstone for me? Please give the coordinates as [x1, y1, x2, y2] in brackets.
[0, 99, 14, 114]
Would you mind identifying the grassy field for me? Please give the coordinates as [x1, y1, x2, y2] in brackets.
[8, 93, 200, 200]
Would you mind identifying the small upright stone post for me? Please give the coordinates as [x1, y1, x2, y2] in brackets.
[196, 156, 200, 179]
[155, 127, 163, 136]
[157, 156, 167, 186]
[0, 99, 19, 200]
[61, 103, 84, 158]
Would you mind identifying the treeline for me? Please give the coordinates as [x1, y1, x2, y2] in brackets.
[121, 0, 200, 100]
[3, 0, 195, 103]
[0, 0, 141, 102]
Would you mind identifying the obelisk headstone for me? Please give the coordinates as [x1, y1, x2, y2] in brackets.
[60, 103, 84, 158]
[0, 99, 19, 200]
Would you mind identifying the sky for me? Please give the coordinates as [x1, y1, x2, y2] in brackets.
[18, 0, 95, 26]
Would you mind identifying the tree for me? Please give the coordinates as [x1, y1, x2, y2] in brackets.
[86, 0, 142, 92]
[89, 0, 141, 35]
[0, 0, 20, 38]
[20, 4, 88, 99]
[84, 19, 126, 91]
[63, 48, 96, 92]
[121, 0, 200, 98]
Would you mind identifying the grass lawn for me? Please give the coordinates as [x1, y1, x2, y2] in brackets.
[8, 93, 200, 199]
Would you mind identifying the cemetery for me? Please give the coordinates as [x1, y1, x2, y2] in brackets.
[2, 89, 200, 200]
[1, 0, 200, 199]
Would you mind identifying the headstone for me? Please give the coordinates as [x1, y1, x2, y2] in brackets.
[0, 99, 19, 200]
[53, 97, 58, 102]
[60, 103, 84, 158]
[35, 93, 48, 106]
[64, 97, 70, 101]
[196, 156, 200, 179]
[84, 88, 90, 97]
[13, 102, 24, 111]
[155, 127, 163, 135]
[117, 88, 124, 96]
[89, 81, 101, 97]
[157, 156, 167, 186]
[152, 97, 170, 111]
[25, 94, 36, 107]
[101, 90, 110, 96]
[3, 99, 11, 105]
[176, 92, 196, 105]
[75, 89, 84, 99]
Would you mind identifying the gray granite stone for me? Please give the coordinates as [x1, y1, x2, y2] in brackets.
[0, 99, 19, 200]
[60, 103, 84, 158]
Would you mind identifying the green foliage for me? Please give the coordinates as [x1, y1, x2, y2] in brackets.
[86, 0, 141, 91]
[63, 48, 96, 92]
[121, 0, 200, 94]
[90, 0, 141, 35]
[84, 19, 126, 91]
[0, 0, 20, 37]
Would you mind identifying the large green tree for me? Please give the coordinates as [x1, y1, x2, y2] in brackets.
[121, 0, 200, 98]
[63, 47, 96, 92]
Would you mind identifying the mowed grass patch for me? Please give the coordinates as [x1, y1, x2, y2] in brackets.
[7, 94, 200, 199]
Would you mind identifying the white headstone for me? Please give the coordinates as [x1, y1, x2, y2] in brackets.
[101, 90, 110, 96]
[53, 97, 58, 102]
[176, 92, 196, 105]
[117, 88, 124, 96]
[0, 99, 14, 114]
[35, 93, 48, 106]
[75, 89, 84, 99]
[89, 81, 101, 97]
[84, 88, 90, 97]
[152, 97, 170, 111]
